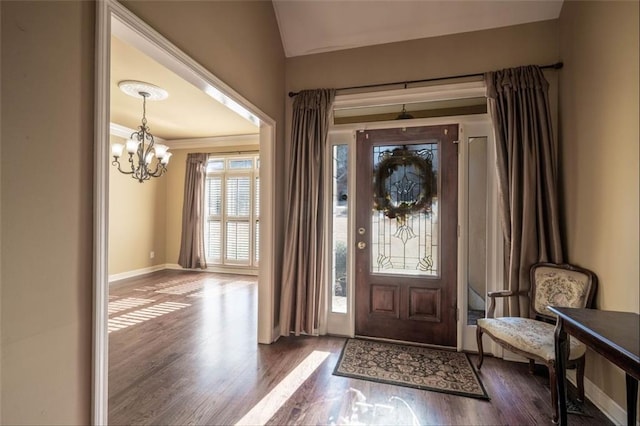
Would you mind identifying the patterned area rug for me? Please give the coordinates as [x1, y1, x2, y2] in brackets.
[334, 338, 490, 400]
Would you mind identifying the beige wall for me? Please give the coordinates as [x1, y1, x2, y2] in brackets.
[0, 0, 285, 423]
[0, 3, 3, 421]
[286, 20, 560, 93]
[164, 144, 259, 267]
[108, 135, 167, 276]
[559, 0, 639, 410]
[1, 1, 94, 423]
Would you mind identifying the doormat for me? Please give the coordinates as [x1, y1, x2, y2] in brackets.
[333, 338, 490, 400]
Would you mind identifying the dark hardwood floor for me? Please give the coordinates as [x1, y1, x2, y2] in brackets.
[108, 270, 612, 425]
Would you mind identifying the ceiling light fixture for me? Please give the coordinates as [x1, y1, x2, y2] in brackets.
[111, 81, 172, 183]
[395, 82, 414, 120]
[395, 104, 414, 120]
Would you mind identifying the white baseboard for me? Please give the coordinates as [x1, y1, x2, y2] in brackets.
[566, 370, 639, 426]
[500, 350, 635, 425]
[271, 325, 281, 344]
[108, 264, 167, 283]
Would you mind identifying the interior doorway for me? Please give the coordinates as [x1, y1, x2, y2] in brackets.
[94, 1, 277, 424]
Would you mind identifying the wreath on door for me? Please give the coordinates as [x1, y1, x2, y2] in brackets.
[373, 147, 435, 220]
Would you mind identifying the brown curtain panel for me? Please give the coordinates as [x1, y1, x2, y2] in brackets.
[486, 66, 563, 317]
[280, 89, 336, 336]
[178, 153, 208, 269]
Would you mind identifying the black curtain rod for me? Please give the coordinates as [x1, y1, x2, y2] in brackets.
[287, 62, 563, 98]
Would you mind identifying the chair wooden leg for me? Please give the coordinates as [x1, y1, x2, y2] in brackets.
[476, 326, 484, 369]
[576, 355, 586, 402]
[549, 362, 559, 423]
[529, 359, 536, 374]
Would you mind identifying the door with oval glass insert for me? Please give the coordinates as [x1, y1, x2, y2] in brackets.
[355, 125, 458, 346]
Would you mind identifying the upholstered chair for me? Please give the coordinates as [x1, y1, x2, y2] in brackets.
[476, 263, 597, 423]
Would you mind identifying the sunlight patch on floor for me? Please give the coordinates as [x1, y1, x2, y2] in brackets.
[108, 297, 155, 315]
[133, 276, 204, 293]
[235, 350, 330, 426]
[108, 301, 191, 333]
[155, 280, 204, 295]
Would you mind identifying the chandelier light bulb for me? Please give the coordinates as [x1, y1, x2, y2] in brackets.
[145, 152, 154, 165]
[154, 144, 168, 159]
[125, 139, 138, 154]
[111, 143, 124, 158]
[161, 152, 172, 165]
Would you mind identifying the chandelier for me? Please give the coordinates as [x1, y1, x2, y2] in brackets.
[111, 81, 172, 183]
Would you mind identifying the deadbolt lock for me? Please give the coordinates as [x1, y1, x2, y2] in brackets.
[358, 227, 366, 235]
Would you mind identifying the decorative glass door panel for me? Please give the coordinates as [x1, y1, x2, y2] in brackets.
[355, 125, 458, 347]
[371, 143, 439, 276]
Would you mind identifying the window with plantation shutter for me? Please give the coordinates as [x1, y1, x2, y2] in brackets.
[206, 220, 222, 261]
[226, 176, 251, 217]
[206, 176, 222, 216]
[226, 221, 250, 260]
[204, 176, 222, 262]
[204, 155, 259, 269]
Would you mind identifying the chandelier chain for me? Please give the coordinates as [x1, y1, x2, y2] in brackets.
[141, 92, 148, 127]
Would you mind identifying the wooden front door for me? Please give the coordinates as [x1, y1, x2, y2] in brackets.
[355, 125, 458, 346]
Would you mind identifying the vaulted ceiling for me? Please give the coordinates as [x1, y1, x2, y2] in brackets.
[272, 0, 563, 57]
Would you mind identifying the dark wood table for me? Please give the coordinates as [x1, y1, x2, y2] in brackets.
[550, 307, 640, 426]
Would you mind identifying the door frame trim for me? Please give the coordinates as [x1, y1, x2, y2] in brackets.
[94, 1, 277, 423]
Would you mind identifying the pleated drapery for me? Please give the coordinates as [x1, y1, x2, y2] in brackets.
[280, 89, 336, 336]
[178, 153, 208, 269]
[485, 65, 564, 317]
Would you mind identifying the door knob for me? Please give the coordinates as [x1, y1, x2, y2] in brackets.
[357, 241, 366, 250]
